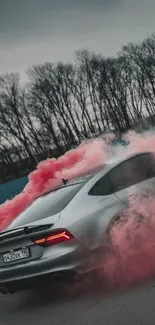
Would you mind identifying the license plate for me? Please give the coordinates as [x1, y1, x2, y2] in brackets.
[3, 248, 30, 263]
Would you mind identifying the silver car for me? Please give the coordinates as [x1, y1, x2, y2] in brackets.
[0, 151, 155, 294]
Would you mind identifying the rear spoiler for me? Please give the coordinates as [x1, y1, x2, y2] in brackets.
[0, 224, 52, 242]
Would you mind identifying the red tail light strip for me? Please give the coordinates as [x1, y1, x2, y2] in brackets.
[34, 230, 73, 246]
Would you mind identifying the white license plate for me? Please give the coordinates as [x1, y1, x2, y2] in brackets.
[3, 248, 30, 263]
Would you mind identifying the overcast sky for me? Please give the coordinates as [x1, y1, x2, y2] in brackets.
[0, 0, 155, 82]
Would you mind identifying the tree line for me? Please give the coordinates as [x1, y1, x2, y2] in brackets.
[1, 33, 155, 182]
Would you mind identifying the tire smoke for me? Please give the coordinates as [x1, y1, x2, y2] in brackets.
[1, 130, 155, 289]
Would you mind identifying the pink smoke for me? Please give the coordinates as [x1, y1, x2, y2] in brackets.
[99, 130, 155, 288]
[1, 130, 155, 289]
[0, 139, 107, 231]
[1, 129, 155, 232]
[123, 130, 155, 156]
[100, 191, 155, 289]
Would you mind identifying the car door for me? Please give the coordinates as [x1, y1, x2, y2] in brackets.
[109, 152, 155, 206]
[84, 173, 127, 248]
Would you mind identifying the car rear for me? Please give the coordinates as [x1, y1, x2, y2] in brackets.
[0, 224, 87, 294]
[0, 181, 91, 294]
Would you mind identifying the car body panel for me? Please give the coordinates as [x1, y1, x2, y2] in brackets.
[0, 239, 86, 284]
[115, 177, 155, 206]
[6, 212, 60, 230]
[57, 192, 126, 249]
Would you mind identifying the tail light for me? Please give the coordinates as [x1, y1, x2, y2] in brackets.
[33, 230, 74, 246]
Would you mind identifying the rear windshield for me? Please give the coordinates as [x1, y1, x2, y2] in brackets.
[9, 182, 85, 228]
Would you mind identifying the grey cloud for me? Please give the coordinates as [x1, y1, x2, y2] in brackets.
[0, 0, 121, 41]
[0, 0, 155, 79]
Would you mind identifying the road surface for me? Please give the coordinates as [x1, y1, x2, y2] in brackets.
[0, 279, 155, 325]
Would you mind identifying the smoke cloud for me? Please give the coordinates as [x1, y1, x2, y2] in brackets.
[1, 130, 155, 289]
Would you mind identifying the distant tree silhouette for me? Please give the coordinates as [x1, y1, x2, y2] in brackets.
[1, 34, 155, 181]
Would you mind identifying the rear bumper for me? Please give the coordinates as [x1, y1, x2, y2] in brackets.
[0, 270, 78, 294]
[0, 242, 90, 293]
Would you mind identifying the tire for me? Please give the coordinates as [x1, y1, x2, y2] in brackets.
[104, 213, 129, 260]
[106, 211, 146, 256]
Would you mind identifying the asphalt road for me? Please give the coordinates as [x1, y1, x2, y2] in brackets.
[0, 278, 155, 325]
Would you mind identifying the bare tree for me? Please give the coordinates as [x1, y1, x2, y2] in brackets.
[0, 73, 38, 165]
[2, 34, 155, 182]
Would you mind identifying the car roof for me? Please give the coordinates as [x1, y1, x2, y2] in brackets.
[38, 151, 153, 198]
[38, 168, 102, 198]
[84, 151, 154, 182]
[107, 151, 153, 169]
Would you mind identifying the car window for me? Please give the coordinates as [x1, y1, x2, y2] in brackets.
[9, 183, 85, 228]
[137, 153, 155, 178]
[109, 153, 155, 192]
[109, 160, 132, 192]
[88, 174, 113, 196]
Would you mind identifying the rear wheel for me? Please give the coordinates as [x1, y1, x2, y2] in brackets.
[104, 213, 125, 256]
[107, 211, 146, 246]
[102, 214, 129, 285]
[104, 211, 147, 286]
